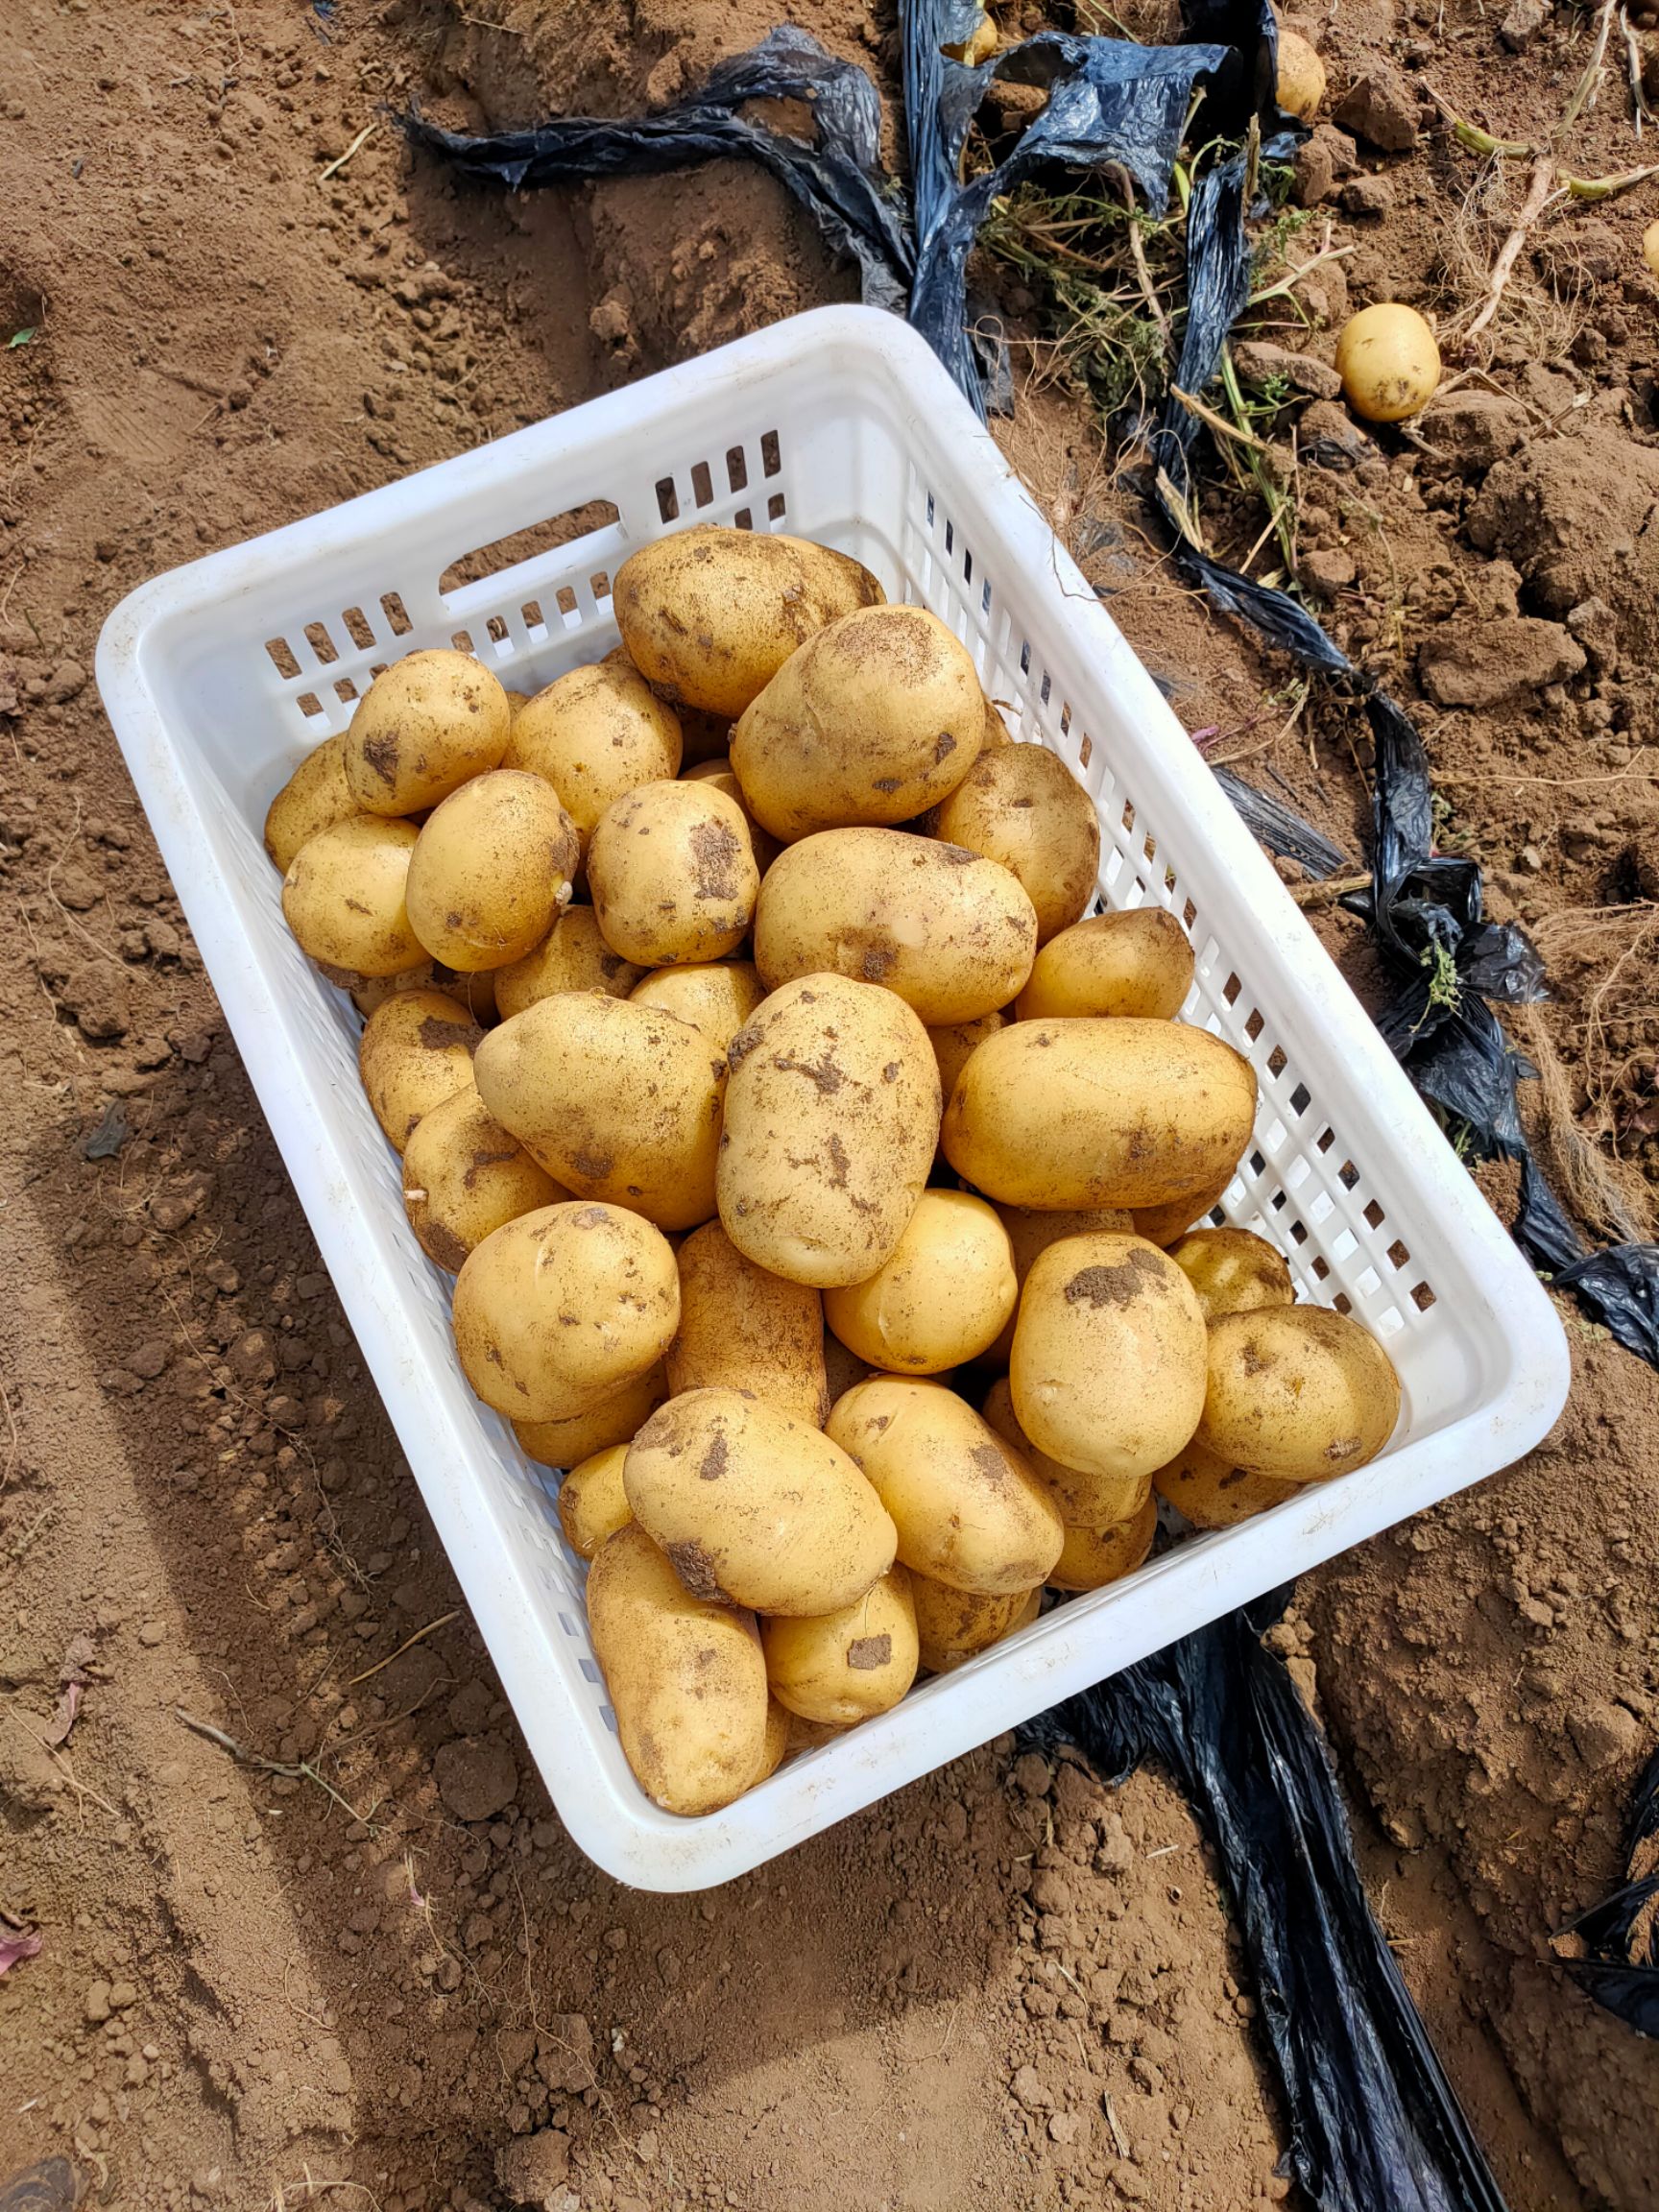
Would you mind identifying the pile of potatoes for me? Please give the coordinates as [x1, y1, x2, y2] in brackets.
[266, 522, 1403, 1819]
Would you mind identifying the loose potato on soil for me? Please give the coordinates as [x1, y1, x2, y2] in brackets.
[754, 829, 1038, 1025]
[401, 1082, 567, 1271]
[513, 1362, 668, 1470]
[344, 648, 512, 815]
[1276, 26, 1326, 116]
[630, 961, 766, 1054]
[452, 1201, 678, 1423]
[717, 973, 941, 1287]
[358, 988, 481, 1153]
[824, 1190, 1016, 1375]
[984, 1202, 1134, 1364]
[981, 1375, 1152, 1530]
[926, 743, 1100, 946]
[732, 605, 985, 842]
[911, 1576, 1041, 1674]
[761, 1566, 920, 1724]
[1153, 1434, 1303, 1528]
[668, 1219, 828, 1426]
[613, 525, 884, 721]
[623, 1387, 897, 1616]
[556, 1444, 633, 1561]
[264, 734, 358, 871]
[1169, 1226, 1295, 1320]
[1199, 1306, 1402, 1479]
[503, 661, 683, 849]
[587, 780, 759, 968]
[1335, 302, 1440, 423]
[404, 769, 580, 972]
[1016, 909, 1195, 1022]
[493, 904, 645, 1022]
[587, 1523, 768, 1817]
[347, 960, 498, 1026]
[282, 815, 422, 977]
[1048, 1495, 1159, 1593]
[927, 1009, 1012, 1100]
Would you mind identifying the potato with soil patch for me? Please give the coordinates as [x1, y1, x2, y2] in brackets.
[1048, 1494, 1159, 1593]
[1199, 1306, 1401, 1478]
[668, 1219, 828, 1426]
[761, 1565, 919, 1724]
[630, 960, 767, 1053]
[513, 1363, 667, 1471]
[1169, 1226, 1295, 1320]
[401, 1082, 567, 1271]
[911, 1576, 1042, 1673]
[1335, 302, 1440, 423]
[681, 757, 782, 873]
[282, 815, 423, 977]
[493, 904, 645, 1021]
[824, 1190, 1016, 1375]
[1153, 1434, 1303, 1527]
[503, 661, 683, 850]
[925, 744, 1100, 946]
[981, 1375, 1152, 1529]
[1016, 908, 1194, 1021]
[344, 648, 512, 814]
[264, 733, 358, 871]
[358, 988, 481, 1152]
[405, 769, 580, 972]
[587, 780, 759, 967]
[984, 1202, 1134, 1364]
[557, 1444, 633, 1561]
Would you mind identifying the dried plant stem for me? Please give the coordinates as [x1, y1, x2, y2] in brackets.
[1465, 156, 1558, 348]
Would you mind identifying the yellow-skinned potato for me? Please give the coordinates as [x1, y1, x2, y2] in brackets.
[1131, 1167, 1236, 1249]
[755, 829, 1038, 1025]
[264, 734, 358, 871]
[912, 1576, 1041, 1674]
[1016, 910, 1194, 1022]
[282, 815, 423, 977]
[1169, 1227, 1295, 1321]
[358, 988, 481, 1153]
[631, 961, 767, 1055]
[755, 1696, 791, 1784]
[1154, 1434, 1303, 1528]
[404, 769, 579, 974]
[733, 606, 984, 843]
[1276, 26, 1326, 117]
[474, 991, 724, 1232]
[588, 780, 759, 967]
[503, 661, 683, 850]
[513, 1363, 668, 1470]
[623, 1387, 897, 1616]
[980, 698, 1013, 748]
[1049, 1495, 1159, 1593]
[981, 1375, 1152, 1529]
[827, 1378, 1064, 1596]
[680, 759, 782, 874]
[1335, 303, 1440, 424]
[1011, 1234, 1207, 1484]
[452, 1202, 678, 1422]
[926, 744, 1100, 947]
[943, 1018, 1256, 1212]
[344, 649, 512, 815]
[493, 905, 645, 1022]
[718, 973, 941, 1287]
[824, 1190, 1015, 1375]
[346, 960, 498, 1026]
[985, 1202, 1134, 1364]
[761, 1566, 919, 1724]
[928, 1010, 1012, 1101]
[401, 1082, 567, 1271]
[587, 1524, 768, 1817]
[613, 525, 884, 721]
[668, 1219, 828, 1426]
[824, 1333, 877, 1406]
[1199, 1306, 1402, 1479]
[557, 1445, 633, 1561]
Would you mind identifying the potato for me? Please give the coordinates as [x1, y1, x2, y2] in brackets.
[1199, 1306, 1402, 1479]
[504, 688, 531, 714]
[1049, 1495, 1158, 1593]
[717, 973, 940, 1286]
[827, 1378, 1064, 1595]
[981, 1376, 1152, 1529]
[631, 961, 766, 1054]
[452, 1202, 678, 1422]
[474, 991, 724, 1231]
[761, 1566, 919, 1724]
[347, 960, 498, 1025]
[980, 698, 1013, 749]
[1011, 1233, 1207, 1484]
[402, 770, 579, 974]
[755, 1696, 791, 1784]
[264, 734, 358, 871]
[668, 1219, 828, 1426]
[1276, 26, 1326, 117]
[613, 526, 884, 721]
[928, 1010, 1012, 1100]
[624, 1387, 897, 1616]
[1153, 1434, 1303, 1528]
[493, 905, 644, 1022]
[824, 1333, 877, 1406]
[513, 1362, 667, 1470]
[1335, 303, 1440, 424]
[926, 745, 1100, 947]
[733, 606, 985, 842]
[401, 1081, 567, 1270]
[1169, 1227, 1294, 1321]
[1131, 1168, 1235, 1249]
[557, 1444, 633, 1561]
[588, 781, 759, 968]
[344, 649, 512, 814]
[503, 661, 683, 850]
[680, 758, 781, 873]
[824, 1190, 1015, 1375]
[984, 1202, 1134, 1364]
[755, 829, 1037, 1025]
[359, 988, 481, 1152]
[1646, 218, 1659, 280]
[587, 1523, 768, 1816]
[1016, 909, 1194, 1022]
[912, 1576, 1041, 1674]
[282, 815, 422, 977]
[943, 1018, 1256, 1212]
[785, 1712, 851, 1754]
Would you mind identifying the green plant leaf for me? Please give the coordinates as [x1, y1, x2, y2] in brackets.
[7, 328, 36, 349]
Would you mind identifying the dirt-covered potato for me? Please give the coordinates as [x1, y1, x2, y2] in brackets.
[754, 829, 1038, 1025]
[493, 905, 645, 1022]
[717, 973, 941, 1287]
[624, 1387, 897, 1616]
[984, 1202, 1135, 1364]
[760, 1565, 919, 1724]
[1276, 26, 1326, 116]
[668, 1219, 828, 1426]
[827, 1378, 1064, 1596]
[453, 1202, 679, 1422]
[474, 990, 725, 1232]
[943, 1018, 1256, 1212]
[588, 780, 759, 968]
[513, 1362, 668, 1470]
[1199, 1306, 1402, 1479]
[556, 1444, 633, 1561]
[1335, 302, 1440, 424]
[1011, 1233, 1208, 1484]
[347, 960, 498, 1026]
[1130, 1168, 1236, 1249]
[981, 1375, 1152, 1529]
[824, 1190, 1015, 1375]
[680, 758, 782, 874]
[630, 961, 767, 1054]
[503, 661, 683, 850]
[403, 769, 579, 973]
[401, 1081, 567, 1271]
[613, 525, 884, 721]
[927, 1010, 1012, 1100]
[1168, 1226, 1295, 1320]
[587, 1522, 769, 1817]
[925, 744, 1100, 946]
[282, 815, 423, 977]
[1153, 1434, 1303, 1528]
[1048, 1495, 1158, 1593]
[1016, 910, 1194, 1022]
[358, 988, 481, 1153]
[344, 649, 513, 815]
[264, 734, 359, 871]
[732, 605, 984, 842]
[911, 1576, 1040, 1673]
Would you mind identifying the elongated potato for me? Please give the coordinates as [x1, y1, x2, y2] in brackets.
[282, 815, 422, 977]
[557, 1445, 633, 1561]
[264, 734, 358, 871]
[926, 744, 1100, 946]
[405, 770, 580, 972]
[824, 1190, 1015, 1375]
[943, 1019, 1256, 1212]
[1199, 1307, 1401, 1479]
[1049, 1496, 1159, 1593]
[981, 1376, 1152, 1529]
[359, 988, 481, 1152]
[912, 1576, 1041, 1674]
[631, 961, 767, 1054]
[493, 905, 645, 1022]
[1016, 910, 1195, 1022]
[587, 1524, 768, 1816]
[503, 661, 683, 850]
[761, 1566, 919, 1724]
[344, 649, 512, 815]
[928, 1010, 1012, 1100]
[827, 1378, 1064, 1596]
[401, 1082, 567, 1271]
[513, 1363, 668, 1470]
[984, 1202, 1134, 1364]
[1169, 1227, 1294, 1320]
[624, 1388, 897, 1616]
[588, 781, 759, 967]
[614, 526, 883, 721]
[718, 973, 940, 1287]
[347, 959, 498, 1026]
[474, 991, 725, 1232]
[1153, 1434, 1303, 1528]
[668, 1220, 828, 1426]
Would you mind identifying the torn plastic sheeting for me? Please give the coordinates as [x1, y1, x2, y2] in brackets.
[1557, 1743, 1659, 2035]
[1212, 767, 1345, 879]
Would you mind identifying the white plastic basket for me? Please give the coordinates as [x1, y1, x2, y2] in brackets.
[97, 305, 1569, 1890]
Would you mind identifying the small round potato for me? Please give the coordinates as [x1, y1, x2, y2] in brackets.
[1048, 1495, 1158, 1593]
[513, 1362, 668, 1470]
[588, 780, 759, 968]
[344, 649, 512, 815]
[404, 770, 579, 973]
[824, 1190, 1016, 1375]
[347, 960, 498, 1026]
[827, 1378, 1064, 1596]
[1153, 1434, 1303, 1528]
[452, 1202, 679, 1422]
[401, 1081, 567, 1271]
[264, 734, 359, 871]
[503, 661, 683, 850]
[631, 961, 767, 1054]
[624, 1387, 897, 1617]
[984, 1202, 1134, 1364]
[358, 988, 481, 1153]
[1335, 302, 1440, 424]
[668, 1220, 828, 1426]
[557, 1445, 633, 1561]
[928, 1010, 1012, 1101]
[912, 1576, 1041, 1673]
[493, 905, 645, 1022]
[926, 744, 1100, 946]
[981, 1376, 1152, 1529]
[1131, 1166, 1236, 1249]
[1276, 26, 1326, 117]
[1016, 909, 1194, 1022]
[1199, 1306, 1402, 1479]
[760, 1565, 920, 1724]
[1168, 1227, 1294, 1320]
[282, 815, 423, 977]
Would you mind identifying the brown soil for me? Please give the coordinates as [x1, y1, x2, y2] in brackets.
[1, 1, 1657, 2208]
